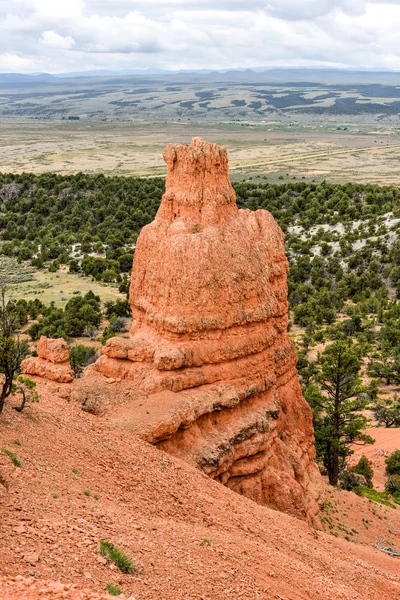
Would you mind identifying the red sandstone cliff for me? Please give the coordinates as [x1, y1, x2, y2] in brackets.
[84, 137, 324, 520]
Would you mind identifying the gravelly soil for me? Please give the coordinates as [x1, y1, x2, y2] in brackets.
[1, 378, 400, 600]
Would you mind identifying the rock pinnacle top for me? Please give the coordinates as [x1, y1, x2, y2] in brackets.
[157, 137, 238, 227]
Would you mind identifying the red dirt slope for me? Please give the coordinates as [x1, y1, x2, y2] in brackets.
[350, 427, 400, 490]
[1, 380, 400, 600]
[0, 576, 113, 599]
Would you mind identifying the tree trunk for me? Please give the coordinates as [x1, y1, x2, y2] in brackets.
[13, 389, 26, 413]
[330, 355, 341, 487]
[328, 446, 340, 486]
[0, 375, 13, 415]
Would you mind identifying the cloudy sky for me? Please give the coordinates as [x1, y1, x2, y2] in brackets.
[1, 0, 400, 73]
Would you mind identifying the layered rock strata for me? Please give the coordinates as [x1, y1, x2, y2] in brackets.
[22, 337, 74, 383]
[89, 137, 324, 520]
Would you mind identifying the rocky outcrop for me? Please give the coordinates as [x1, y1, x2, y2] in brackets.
[86, 137, 324, 521]
[21, 337, 74, 384]
[37, 336, 70, 364]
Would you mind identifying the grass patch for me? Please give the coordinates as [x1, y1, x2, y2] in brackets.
[354, 486, 400, 508]
[83, 489, 99, 499]
[106, 583, 123, 596]
[100, 540, 134, 574]
[2, 448, 22, 467]
[8, 264, 121, 308]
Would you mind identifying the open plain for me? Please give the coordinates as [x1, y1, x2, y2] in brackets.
[2, 118, 400, 184]
[2, 71, 400, 183]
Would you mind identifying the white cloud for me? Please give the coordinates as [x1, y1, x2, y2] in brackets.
[265, 0, 366, 20]
[0, 52, 33, 70]
[1, 0, 400, 73]
[40, 31, 75, 49]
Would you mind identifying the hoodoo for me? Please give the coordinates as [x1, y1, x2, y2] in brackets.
[87, 137, 324, 520]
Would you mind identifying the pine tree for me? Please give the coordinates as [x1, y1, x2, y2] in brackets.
[305, 340, 374, 486]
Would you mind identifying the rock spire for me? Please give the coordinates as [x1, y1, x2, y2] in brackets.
[86, 138, 324, 520]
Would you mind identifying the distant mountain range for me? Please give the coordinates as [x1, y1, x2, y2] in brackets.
[0, 67, 293, 81]
[0, 72, 56, 83]
[2, 67, 400, 86]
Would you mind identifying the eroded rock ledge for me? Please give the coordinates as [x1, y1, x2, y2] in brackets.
[80, 137, 324, 521]
[21, 336, 74, 384]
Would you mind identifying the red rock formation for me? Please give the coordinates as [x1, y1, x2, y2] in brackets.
[21, 337, 74, 384]
[88, 137, 324, 521]
[37, 336, 70, 364]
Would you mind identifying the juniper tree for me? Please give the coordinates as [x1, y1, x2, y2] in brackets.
[368, 344, 400, 386]
[385, 450, 400, 494]
[12, 376, 39, 413]
[352, 455, 374, 488]
[372, 395, 400, 428]
[0, 285, 29, 415]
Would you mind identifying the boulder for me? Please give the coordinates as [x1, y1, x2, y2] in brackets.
[21, 337, 74, 383]
[21, 357, 74, 384]
[37, 336, 70, 364]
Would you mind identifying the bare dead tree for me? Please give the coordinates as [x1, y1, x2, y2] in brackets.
[375, 539, 400, 558]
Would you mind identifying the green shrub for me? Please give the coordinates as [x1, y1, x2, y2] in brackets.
[69, 345, 98, 377]
[385, 474, 400, 495]
[100, 540, 134, 574]
[2, 448, 22, 467]
[28, 291, 102, 340]
[106, 583, 123, 596]
[101, 326, 115, 345]
[351, 455, 374, 488]
[339, 470, 367, 491]
[12, 376, 39, 412]
[385, 449, 400, 476]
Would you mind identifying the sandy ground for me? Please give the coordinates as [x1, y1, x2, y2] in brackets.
[350, 427, 400, 491]
[1, 379, 400, 600]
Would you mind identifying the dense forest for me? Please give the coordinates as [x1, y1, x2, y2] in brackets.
[1, 171, 400, 495]
[1, 172, 400, 303]
[2, 171, 400, 372]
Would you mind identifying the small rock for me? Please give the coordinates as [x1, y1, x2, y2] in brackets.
[13, 525, 26, 535]
[23, 552, 40, 565]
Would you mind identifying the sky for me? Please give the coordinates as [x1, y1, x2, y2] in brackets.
[1, 0, 400, 74]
